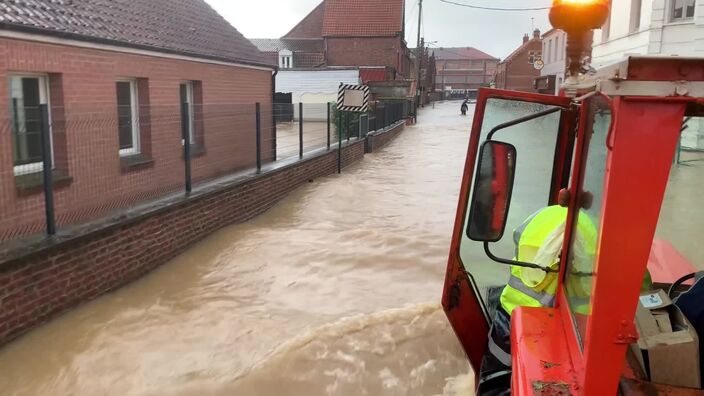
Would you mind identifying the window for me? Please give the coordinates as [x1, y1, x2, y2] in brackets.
[180, 82, 196, 145]
[601, 9, 612, 41]
[561, 34, 566, 60]
[9, 75, 50, 175]
[630, 0, 643, 32]
[565, 96, 610, 348]
[279, 50, 293, 69]
[554, 36, 560, 62]
[528, 51, 537, 64]
[116, 79, 140, 156]
[671, 0, 695, 21]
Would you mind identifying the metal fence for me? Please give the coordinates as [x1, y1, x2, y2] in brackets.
[0, 100, 408, 245]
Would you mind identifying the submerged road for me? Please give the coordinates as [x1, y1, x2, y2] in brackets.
[0, 101, 475, 396]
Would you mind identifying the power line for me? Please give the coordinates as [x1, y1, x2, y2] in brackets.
[437, 0, 550, 11]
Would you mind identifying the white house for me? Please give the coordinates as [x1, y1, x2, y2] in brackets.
[592, 0, 703, 67]
[276, 68, 360, 120]
[539, 29, 568, 95]
[592, 0, 704, 148]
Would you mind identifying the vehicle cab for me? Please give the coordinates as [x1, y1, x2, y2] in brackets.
[441, 55, 704, 395]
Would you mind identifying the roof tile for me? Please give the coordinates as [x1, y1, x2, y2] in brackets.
[0, 0, 274, 67]
[322, 0, 403, 37]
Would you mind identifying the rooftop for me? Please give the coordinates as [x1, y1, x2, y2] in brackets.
[249, 38, 324, 53]
[432, 47, 498, 61]
[0, 0, 273, 67]
[322, 0, 404, 37]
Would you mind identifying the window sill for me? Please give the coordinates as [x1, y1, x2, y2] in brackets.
[664, 20, 695, 27]
[120, 153, 154, 172]
[15, 170, 73, 197]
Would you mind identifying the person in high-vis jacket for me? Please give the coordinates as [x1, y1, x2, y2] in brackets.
[481, 205, 652, 378]
[481, 205, 597, 376]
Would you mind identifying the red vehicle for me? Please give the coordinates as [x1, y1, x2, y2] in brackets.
[441, 1, 704, 394]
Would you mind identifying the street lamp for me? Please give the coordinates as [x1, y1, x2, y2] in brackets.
[549, 0, 609, 79]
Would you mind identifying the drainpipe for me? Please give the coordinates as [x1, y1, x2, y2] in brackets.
[271, 68, 278, 160]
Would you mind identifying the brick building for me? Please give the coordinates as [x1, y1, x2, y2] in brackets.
[433, 47, 498, 98]
[495, 30, 543, 92]
[251, 0, 410, 80]
[0, 0, 276, 240]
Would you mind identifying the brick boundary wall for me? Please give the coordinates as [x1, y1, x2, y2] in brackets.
[365, 121, 405, 153]
[0, 138, 374, 347]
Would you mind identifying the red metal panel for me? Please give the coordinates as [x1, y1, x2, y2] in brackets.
[511, 307, 581, 395]
[580, 98, 686, 394]
[648, 239, 698, 286]
[626, 57, 704, 81]
[360, 68, 389, 84]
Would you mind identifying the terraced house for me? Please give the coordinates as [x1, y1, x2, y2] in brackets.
[0, 0, 276, 241]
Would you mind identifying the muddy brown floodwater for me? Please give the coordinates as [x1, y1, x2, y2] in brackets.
[0, 101, 476, 396]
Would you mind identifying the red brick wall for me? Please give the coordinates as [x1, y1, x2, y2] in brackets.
[283, 2, 325, 39]
[0, 37, 274, 241]
[0, 139, 369, 347]
[365, 121, 404, 153]
[326, 37, 409, 79]
[502, 40, 542, 92]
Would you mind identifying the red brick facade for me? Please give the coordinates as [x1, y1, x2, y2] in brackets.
[0, 126, 407, 346]
[0, 37, 274, 241]
[495, 31, 543, 92]
[326, 37, 410, 79]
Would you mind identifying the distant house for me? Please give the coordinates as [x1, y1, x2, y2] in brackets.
[250, 0, 410, 107]
[495, 30, 542, 92]
[0, 0, 276, 237]
[536, 29, 567, 95]
[433, 47, 498, 99]
[536, 29, 593, 95]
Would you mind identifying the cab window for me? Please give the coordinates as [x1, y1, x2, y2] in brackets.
[564, 95, 610, 348]
[460, 97, 562, 318]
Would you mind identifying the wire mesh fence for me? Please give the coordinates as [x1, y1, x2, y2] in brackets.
[0, 100, 410, 245]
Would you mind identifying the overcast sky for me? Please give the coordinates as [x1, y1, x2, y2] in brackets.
[205, 0, 553, 59]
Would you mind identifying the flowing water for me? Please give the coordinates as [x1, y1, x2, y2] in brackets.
[0, 101, 476, 396]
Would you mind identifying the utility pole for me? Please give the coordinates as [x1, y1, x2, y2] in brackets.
[415, 0, 423, 108]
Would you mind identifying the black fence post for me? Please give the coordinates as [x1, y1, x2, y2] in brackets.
[337, 111, 343, 174]
[327, 103, 331, 150]
[358, 114, 362, 139]
[255, 102, 261, 173]
[347, 113, 351, 143]
[299, 102, 304, 159]
[181, 102, 192, 195]
[39, 104, 56, 236]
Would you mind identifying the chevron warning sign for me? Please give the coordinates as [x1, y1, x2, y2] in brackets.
[337, 83, 370, 112]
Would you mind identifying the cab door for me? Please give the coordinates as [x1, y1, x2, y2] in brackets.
[441, 88, 574, 379]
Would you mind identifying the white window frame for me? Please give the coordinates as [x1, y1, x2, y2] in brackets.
[669, 0, 695, 22]
[181, 81, 196, 145]
[278, 50, 293, 69]
[630, 0, 643, 32]
[117, 78, 141, 157]
[9, 73, 52, 176]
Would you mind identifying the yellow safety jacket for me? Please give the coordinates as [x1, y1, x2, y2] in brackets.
[500, 206, 598, 315]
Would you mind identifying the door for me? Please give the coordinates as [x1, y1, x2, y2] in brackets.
[441, 88, 575, 378]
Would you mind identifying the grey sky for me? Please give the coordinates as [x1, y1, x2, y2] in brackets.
[206, 0, 553, 59]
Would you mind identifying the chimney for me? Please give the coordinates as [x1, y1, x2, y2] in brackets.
[523, 34, 529, 44]
[533, 29, 541, 39]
